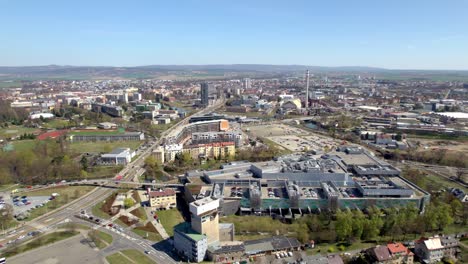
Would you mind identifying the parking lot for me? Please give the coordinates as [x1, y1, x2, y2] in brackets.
[10, 195, 51, 216]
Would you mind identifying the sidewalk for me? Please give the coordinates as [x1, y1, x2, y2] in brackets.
[142, 206, 169, 239]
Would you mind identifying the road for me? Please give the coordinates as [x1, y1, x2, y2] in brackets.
[0, 99, 225, 262]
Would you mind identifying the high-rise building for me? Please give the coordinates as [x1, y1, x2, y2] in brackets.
[200, 82, 215, 106]
[243, 78, 251, 89]
[190, 197, 220, 244]
[305, 70, 310, 108]
[174, 197, 221, 262]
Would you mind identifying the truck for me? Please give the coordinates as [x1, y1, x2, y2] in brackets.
[114, 175, 123, 181]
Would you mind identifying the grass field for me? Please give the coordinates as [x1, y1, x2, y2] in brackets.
[42, 119, 70, 129]
[130, 207, 147, 221]
[220, 215, 300, 241]
[132, 228, 163, 242]
[86, 166, 123, 179]
[10, 140, 36, 152]
[91, 200, 111, 219]
[91, 192, 117, 219]
[3, 230, 79, 258]
[306, 241, 376, 255]
[156, 209, 185, 237]
[0, 126, 39, 138]
[106, 249, 156, 264]
[19, 186, 95, 220]
[90, 230, 113, 249]
[69, 141, 142, 153]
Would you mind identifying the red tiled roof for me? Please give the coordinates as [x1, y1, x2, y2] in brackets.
[188, 141, 235, 148]
[149, 189, 175, 198]
[387, 242, 408, 254]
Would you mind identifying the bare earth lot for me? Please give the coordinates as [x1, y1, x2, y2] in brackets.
[8, 234, 104, 264]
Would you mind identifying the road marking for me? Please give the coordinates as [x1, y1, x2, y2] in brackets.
[44, 218, 54, 223]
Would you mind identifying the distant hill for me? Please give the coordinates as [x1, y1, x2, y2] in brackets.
[0, 64, 467, 81]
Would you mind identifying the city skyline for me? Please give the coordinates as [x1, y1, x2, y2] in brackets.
[1, 0, 468, 70]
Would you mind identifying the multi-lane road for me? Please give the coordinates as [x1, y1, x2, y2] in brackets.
[0, 100, 225, 262]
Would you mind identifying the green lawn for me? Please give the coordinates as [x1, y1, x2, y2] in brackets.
[106, 249, 156, 264]
[69, 141, 142, 153]
[10, 140, 36, 152]
[132, 228, 163, 242]
[156, 209, 185, 236]
[86, 166, 123, 179]
[90, 230, 113, 249]
[0, 81, 22, 88]
[0, 183, 19, 192]
[42, 119, 70, 129]
[2, 230, 79, 258]
[306, 241, 376, 255]
[130, 207, 148, 221]
[91, 201, 111, 220]
[18, 186, 95, 220]
[220, 215, 300, 241]
[0, 126, 39, 139]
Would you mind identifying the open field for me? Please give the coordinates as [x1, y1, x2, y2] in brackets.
[0, 126, 39, 139]
[10, 140, 37, 152]
[156, 208, 185, 237]
[69, 141, 142, 153]
[0, 81, 22, 88]
[106, 249, 156, 264]
[3, 230, 79, 258]
[409, 138, 468, 152]
[220, 215, 301, 241]
[42, 119, 70, 129]
[87, 166, 123, 179]
[245, 123, 338, 153]
[244, 123, 309, 137]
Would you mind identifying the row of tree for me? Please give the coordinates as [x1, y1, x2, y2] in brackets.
[293, 197, 466, 245]
[0, 100, 28, 124]
[0, 138, 82, 185]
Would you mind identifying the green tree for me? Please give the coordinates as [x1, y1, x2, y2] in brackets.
[351, 210, 365, 239]
[335, 210, 353, 241]
[80, 156, 88, 171]
[124, 198, 135, 209]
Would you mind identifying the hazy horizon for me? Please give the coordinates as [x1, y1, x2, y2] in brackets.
[1, 0, 468, 70]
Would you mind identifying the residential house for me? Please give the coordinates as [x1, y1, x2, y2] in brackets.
[414, 237, 444, 263]
[367, 245, 393, 264]
[440, 236, 459, 259]
[148, 188, 177, 209]
[387, 242, 414, 264]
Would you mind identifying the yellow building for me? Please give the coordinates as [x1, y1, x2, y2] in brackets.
[183, 142, 235, 160]
[148, 188, 176, 209]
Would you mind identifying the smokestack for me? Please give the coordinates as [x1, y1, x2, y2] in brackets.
[305, 69, 310, 108]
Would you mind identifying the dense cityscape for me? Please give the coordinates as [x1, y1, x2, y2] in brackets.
[0, 67, 466, 264]
[1, 1, 468, 264]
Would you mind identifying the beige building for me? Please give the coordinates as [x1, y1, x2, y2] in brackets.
[183, 142, 235, 160]
[148, 188, 176, 209]
[190, 197, 220, 244]
[152, 146, 165, 164]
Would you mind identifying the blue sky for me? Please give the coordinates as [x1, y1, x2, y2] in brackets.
[1, 0, 467, 69]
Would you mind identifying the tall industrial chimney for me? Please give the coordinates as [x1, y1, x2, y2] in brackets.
[305, 69, 310, 108]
